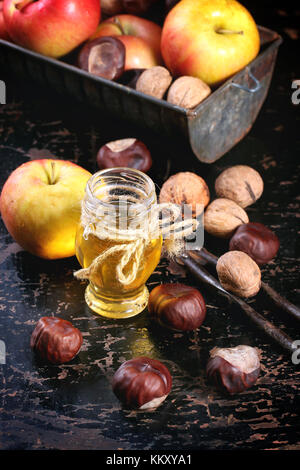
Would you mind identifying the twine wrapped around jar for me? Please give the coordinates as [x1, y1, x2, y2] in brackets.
[74, 202, 198, 286]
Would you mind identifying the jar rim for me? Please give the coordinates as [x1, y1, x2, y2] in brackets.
[84, 167, 157, 217]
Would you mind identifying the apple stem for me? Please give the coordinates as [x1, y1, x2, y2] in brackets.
[216, 28, 244, 35]
[15, 0, 34, 11]
[113, 16, 125, 35]
[49, 161, 56, 185]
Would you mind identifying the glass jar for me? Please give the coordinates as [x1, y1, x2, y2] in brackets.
[75, 168, 162, 319]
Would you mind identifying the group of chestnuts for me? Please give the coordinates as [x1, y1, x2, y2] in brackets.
[30, 155, 277, 410]
[31, 276, 261, 410]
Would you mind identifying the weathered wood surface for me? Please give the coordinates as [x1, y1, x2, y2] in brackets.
[0, 3, 299, 450]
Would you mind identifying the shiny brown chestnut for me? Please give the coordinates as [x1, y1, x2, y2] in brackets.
[101, 0, 123, 17]
[30, 317, 83, 364]
[229, 222, 280, 265]
[112, 356, 172, 410]
[206, 345, 261, 395]
[122, 0, 158, 14]
[78, 36, 125, 81]
[148, 283, 206, 331]
[97, 138, 152, 172]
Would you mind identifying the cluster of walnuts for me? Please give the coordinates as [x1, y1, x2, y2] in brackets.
[159, 165, 279, 299]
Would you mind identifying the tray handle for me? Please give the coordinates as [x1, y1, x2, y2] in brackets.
[230, 68, 261, 93]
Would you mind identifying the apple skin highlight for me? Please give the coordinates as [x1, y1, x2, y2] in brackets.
[161, 0, 260, 87]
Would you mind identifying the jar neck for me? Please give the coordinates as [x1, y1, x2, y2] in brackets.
[81, 168, 159, 239]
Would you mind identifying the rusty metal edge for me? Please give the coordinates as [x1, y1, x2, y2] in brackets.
[0, 37, 189, 117]
[186, 26, 283, 119]
[0, 25, 281, 119]
[185, 27, 283, 163]
[0, 25, 282, 164]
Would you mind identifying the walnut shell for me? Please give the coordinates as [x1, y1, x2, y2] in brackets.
[215, 165, 264, 208]
[136, 66, 172, 99]
[216, 251, 261, 298]
[159, 172, 210, 217]
[167, 76, 211, 109]
[204, 198, 249, 238]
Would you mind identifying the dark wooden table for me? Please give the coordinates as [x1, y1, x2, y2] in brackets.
[0, 2, 299, 451]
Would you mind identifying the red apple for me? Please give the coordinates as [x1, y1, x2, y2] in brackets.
[0, 1, 10, 39]
[161, 0, 260, 87]
[3, 0, 101, 58]
[118, 35, 159, 70]
[0, 159, 92, 259]
[90, 14, 162, 69]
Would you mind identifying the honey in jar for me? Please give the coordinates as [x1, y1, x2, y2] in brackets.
[75, 168, 162, 319]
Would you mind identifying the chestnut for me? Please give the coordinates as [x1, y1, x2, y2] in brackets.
[207, 345, 261, 395]
[101, 0, 124, 17]
[122, 0, 158, 15]
[229, 222, 280, 265]
[112, 356, 172, 410]
[148, 283, 206, 331]
[78, 36, 125, 81]
[30, 317, 83, 364]
[97, 138, 152, 172]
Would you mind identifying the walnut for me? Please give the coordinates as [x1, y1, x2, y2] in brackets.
[216, 251, 261, 298]
[159, 171, 210, 217]
[215, 165, 264, 208]
[204, 198, 249, 238]
[167, 76, 211, 109]
[136, 66, 173, 100]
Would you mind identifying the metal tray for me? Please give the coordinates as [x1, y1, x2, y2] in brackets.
[0, 26, 282, 163]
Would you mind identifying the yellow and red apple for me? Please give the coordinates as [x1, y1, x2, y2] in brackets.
[91, 14, 163, 70]
[0, 1, 10, 39]
[0, 159, 92, 259]
[161, 0, 260, 87]
[3, 0, 101, 58]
